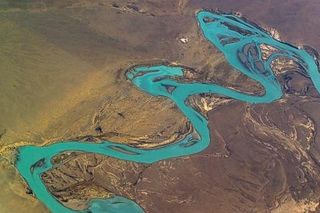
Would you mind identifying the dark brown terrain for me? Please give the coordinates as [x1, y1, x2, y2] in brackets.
[1, 0, 320, 212]
[43, 73, 320, 213]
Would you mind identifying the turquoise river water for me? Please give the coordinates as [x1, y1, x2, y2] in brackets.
[15, 10, 320, 213]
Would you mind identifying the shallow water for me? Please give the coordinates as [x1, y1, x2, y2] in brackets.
[15, 10, 320, 213]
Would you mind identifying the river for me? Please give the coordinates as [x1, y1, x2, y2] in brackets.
[15, 10, 320, 213]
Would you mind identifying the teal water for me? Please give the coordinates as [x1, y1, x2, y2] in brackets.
[15, 10, 320, 213]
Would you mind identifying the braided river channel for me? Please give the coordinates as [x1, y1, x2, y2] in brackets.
[14, 10, 320, 213]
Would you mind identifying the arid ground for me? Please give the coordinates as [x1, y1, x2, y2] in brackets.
[1, 0, 320, 212]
